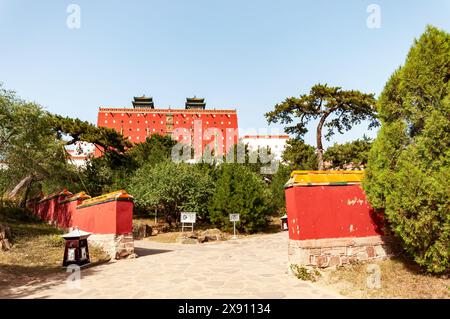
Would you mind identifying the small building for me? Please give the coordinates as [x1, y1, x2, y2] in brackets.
[240, 135, 289, 161]
[65, 141, 95, 167]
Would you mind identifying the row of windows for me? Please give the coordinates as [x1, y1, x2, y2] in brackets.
[127, 134, 237, 141]
[104, 120, 233, 125]
[123, 127, 237, 133]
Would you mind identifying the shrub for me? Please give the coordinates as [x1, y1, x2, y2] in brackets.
[268, 164, 291, 216]
[208, 164, 271, 233]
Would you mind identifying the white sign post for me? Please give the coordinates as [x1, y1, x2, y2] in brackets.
[229, 214, 240, 239]
[181, 212, 196, 233]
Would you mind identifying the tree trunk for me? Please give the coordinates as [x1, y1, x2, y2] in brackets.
[20, 179, 33, 208]
[8, 175, 33, 199]
[316, 113, 331, 170]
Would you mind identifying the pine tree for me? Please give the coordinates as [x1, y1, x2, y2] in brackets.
[363, 26, 450, 273]
[208, 164, 271, 233]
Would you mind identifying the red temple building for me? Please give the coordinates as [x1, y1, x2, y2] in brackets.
[97, 96, 239, 157]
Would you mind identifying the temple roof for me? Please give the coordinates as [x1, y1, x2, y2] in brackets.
[132, 96, 154, 108]
[185, 97, 206, 110]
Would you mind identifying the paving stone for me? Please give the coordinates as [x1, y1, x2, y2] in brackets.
[5, 232, 341, 299]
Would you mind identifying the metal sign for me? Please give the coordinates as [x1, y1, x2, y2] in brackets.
[229, 214, 240, 239]
[181, 212, 196, 233]
[181, 212, 196, 223]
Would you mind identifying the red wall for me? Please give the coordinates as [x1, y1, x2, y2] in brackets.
[28, 192, 133, 235]
[73, 200, 133, 234]
[285, 184, 383, 240]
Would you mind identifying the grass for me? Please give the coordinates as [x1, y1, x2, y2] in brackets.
[290, 264, 321, 282]
[318, 256, 450, 299]
[0, 206, 110, 292]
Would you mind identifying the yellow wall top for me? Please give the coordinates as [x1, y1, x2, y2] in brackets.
[285, 170, 364, 187]
[77, 190, 134, 207]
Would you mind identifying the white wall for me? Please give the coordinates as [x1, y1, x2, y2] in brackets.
[240, 136, 289, 161]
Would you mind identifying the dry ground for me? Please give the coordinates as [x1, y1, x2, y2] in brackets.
[0, 207, 110, 293]
[316, 257, 450, 299]
[134, 215, 283, 243]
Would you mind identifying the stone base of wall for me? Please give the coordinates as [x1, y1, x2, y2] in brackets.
[88, 233, 136, 260]
[288, 235, 392, 268]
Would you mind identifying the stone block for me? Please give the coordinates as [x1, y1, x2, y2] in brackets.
[366, 246, 375, 258]
[328, 256, 341, 267]
[345, 246, 353, 256]
[356, 252, 369, 261]
[288, 247, 310, 265]
[316, 256, 329, 268]
[332, 247, 346, 255]
[374, 245, 387, 257]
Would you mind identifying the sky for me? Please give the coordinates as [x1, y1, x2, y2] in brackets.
[0, 0, 449, 148]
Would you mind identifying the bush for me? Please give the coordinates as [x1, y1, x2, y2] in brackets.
[363, 26, 450, 274]
[208, 164, 271, 233]
[128, 161, 214, 226]
[268, 164, 291, 216]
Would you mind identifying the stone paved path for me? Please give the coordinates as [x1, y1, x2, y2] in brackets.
[5, 232, 342, 298]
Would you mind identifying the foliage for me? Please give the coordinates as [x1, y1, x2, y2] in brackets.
[363, 25, 450, 274]
[49, 114, 131, 154]
[267, 164, 291, 216]
[0, 86, 135, 202]
[208, 164, 271, 233]
[266, 84, 377, 169]
[128, 134, 177, 167]
[324, 136, 372, 169]
[80, 134, 176, 196]
[0, 86, 82, 202]
[128, 161, 214, 226]
[282, 138, 318, 170]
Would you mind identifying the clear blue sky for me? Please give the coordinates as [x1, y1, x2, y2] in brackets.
[1, 0, 449, 148]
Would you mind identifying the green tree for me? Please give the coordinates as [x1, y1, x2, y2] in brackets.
[128, 161, 214, 226]
[208, 164, 271, 233]
[324, 136, 372, 169]
[282, 138, 318, 170]
[81, 134, 177, 196]
[267, 164, 291, 216]
[266, 84, 377, 169]
[363, 26, 450, 273]
[49, 115, 131, 155]
[0, 86, 81, 204]
[127, 134, 177, 167]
